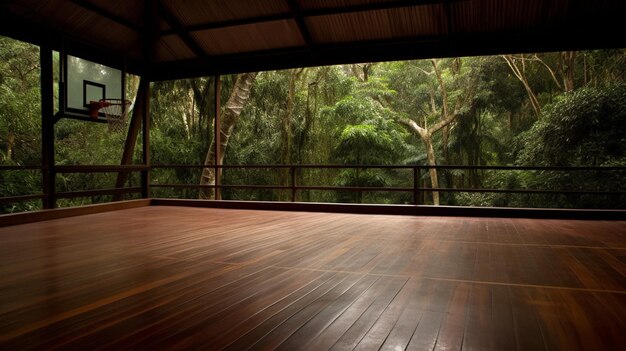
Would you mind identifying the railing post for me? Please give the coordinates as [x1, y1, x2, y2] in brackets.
[140, 79, 151, 199]
[40, 45, 56, 209]
[413, 166, 420, 205]
[290, 166, 296, 202]
[214, 75, 222, 201]
[140, 1, 156, 199]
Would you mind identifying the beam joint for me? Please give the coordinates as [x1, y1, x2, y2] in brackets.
[70, 0, 141, 32]
[155, 0, 209, 62]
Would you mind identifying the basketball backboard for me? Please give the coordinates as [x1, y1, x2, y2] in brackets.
[62, 54, 125, 118]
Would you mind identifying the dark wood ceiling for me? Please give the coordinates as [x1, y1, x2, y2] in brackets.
[1, 0, 624, 80]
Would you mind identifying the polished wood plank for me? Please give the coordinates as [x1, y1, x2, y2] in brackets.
[1, 206, 625, 350]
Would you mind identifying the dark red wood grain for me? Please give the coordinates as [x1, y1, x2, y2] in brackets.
[1, 206, 625, 350]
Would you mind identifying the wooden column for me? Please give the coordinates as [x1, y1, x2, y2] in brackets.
[140, 80, 150, 198]
[140, 0, 156, 199]
[413, 166, 420, 205]
[214, 75, 221, 200]
[40, 45, 55, 209]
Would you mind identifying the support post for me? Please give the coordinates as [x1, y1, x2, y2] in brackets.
[413, 166, 420, 205]
[290, 166, 296, 202]
[140, 79, 150, 198]
[140, 0, 156, 199]
[40, 45, 55, 209]
[113, 77, 146, 201]
[214, 75, 222, 200]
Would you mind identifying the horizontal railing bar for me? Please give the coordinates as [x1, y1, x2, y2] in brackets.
[423, 188, 626, 195]
[152, 164, 292, 169]
[0, 194, 46, 204]
[417, 165, 626, 171]
[217, 184, 288, 190]
[3, 164, 624, 172]
[0, 165, 44, 171]
[152, 184, 413, 192]
[149, 183, 625, 196]
[56, 165, 149, 173]
[296, 186, 413, 192]
[151, 184, 289, 190]
[150, 164, 626, 171]
[151, 184, 216, 189]
[56, 187, 142, 199]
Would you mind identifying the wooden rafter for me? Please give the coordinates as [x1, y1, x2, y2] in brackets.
[159, 13, 291, 36]
[70, 0, 141, 31]
[444, 0, 454, 35]
[155, 0, 208, 62]
[287, 0, 315, 52]
[158, 0, 460, 36]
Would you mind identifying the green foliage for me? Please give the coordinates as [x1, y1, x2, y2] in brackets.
[515, 85, 626, 166]
[1, 37, 42, 212]
[2, 33, 626, 211]
[510, 85, 626, 208]
[0, 36, 41, 164]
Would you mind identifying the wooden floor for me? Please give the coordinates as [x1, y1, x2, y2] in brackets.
[1, 207, 626, 350]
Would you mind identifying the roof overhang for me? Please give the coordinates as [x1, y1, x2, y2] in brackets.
[1, 0, 625, 81]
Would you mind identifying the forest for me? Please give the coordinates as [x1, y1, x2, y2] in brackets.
[1, 34, 625, 213]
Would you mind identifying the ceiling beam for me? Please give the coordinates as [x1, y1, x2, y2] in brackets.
[444, 0, 454, 34]
[287, 0, 316, 53]
[303, 0, 461, 17]
[160, 13, 292, 36]
[159, 0, 460, 36]
[149, 26, 626, 81]
[443, 0, 456, 51]
[155, 1, 209, 61]
[70, 0, 141, 32]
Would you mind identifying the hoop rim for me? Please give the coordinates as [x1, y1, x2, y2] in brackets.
[98, 99, 132, 132]
[99, 98, 132, 106]
[87, 99, 131, 118]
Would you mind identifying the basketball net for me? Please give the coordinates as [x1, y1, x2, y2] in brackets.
[89, 99, 131, 132]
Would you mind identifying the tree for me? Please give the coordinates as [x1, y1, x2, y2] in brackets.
[326, 73, 409, 203]
[199, 72, 258, 199]
[502, 54, 542, 117]
[514, 84, 626, 208]
[0, 36, 41, 163]
[0, 37, 42, 213]
[501, 51, 579, 118]
[395, 58, 481, 205]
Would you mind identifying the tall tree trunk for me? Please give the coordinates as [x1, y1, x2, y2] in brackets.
[199, 72, 257, 199]
[583, 53, 588, 86]
[422, 134, 440, 205]
[280, 69, 304, 200]
[502, 55, 542, 117]
[6, 132, 15, 161]
[399, 59, 479, 205]
[561, 51, 576, 92]
[191, 77, 214, 140]
[401, 119, 441, 205]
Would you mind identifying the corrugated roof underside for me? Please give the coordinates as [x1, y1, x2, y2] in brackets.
[451, 0, 565, 32]
[86, 0, 143, 28]
[298, 0, 401, 10]
[161, 0, 290, 26]
[2, 0, 626, 77]
[4, 0, 142, 59]
[307, 5, 447, 43]
[192, 20, 305, 56]
[155, 35, 196, 62]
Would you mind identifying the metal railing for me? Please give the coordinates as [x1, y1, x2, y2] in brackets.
[0, 165, 147, 208]
[150, 164, 626, 205]
[2, 163, 625, 210]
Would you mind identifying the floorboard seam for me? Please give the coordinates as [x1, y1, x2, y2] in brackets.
[270, 265, 626, 294]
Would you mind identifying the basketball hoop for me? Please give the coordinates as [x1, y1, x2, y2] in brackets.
[92, 99, 131, 132]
